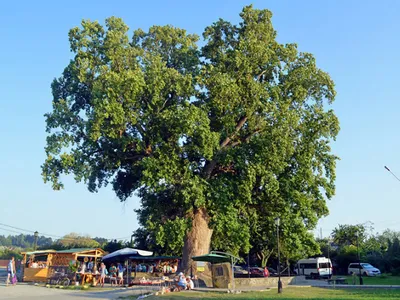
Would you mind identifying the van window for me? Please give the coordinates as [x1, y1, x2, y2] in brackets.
[299, 263, 317, 269]
[319, 262, 331, 268]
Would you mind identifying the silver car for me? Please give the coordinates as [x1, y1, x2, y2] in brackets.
[348, 263, 381, 276]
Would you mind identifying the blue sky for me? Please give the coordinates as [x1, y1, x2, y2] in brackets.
[1, 0, 400, 241]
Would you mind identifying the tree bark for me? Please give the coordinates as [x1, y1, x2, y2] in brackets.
[181, 208, 213, 274]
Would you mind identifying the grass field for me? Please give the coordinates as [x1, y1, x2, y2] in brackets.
[134, 287, 400, 300]
[341, 275, 400, 285]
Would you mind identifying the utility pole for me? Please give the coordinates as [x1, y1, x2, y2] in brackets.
[34, 231, 39, 251]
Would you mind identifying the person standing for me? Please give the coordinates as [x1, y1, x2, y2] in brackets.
[87, 258, 94, 272]
[98, 263, 108, 287]
[6, 257, 16, 286]
[263, 266, 270, 278]
[117, 263, 124, 286]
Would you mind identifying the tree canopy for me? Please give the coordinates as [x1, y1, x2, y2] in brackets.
[0, 234, 53, 249]
[332, 224, 367, 247]
[55, 233, 100, 248]
[43, 5, 339, 270]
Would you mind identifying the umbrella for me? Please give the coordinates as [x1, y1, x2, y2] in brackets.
[102, 248, 153, 261]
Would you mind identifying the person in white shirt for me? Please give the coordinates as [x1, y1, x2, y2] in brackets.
[186, 276, 194, 290]
[80, 261, 86, 274]
[6, 257, 15, 286]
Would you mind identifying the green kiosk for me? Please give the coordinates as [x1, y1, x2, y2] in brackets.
[192, 251, 240, 290]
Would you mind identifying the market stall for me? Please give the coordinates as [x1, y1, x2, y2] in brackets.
[47, 248, 105, 285]
[21, 250, 56, 282]
[21, 248, 105, 283]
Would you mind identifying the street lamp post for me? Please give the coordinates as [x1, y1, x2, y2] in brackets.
[327, 237, 331, 279]
[33, 231, 39, 251]
[130, 233, 135, 247]
[356, 232, 363, 285]
[275, 217, 282, 293]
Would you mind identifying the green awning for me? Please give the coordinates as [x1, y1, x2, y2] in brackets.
[192, 253, 232, 264]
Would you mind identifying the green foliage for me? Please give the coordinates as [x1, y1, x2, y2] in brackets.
[68, 260, 79, 273]
[103, 239, 130, 253]
[0, 248, 23, 260]
[55, 233, 100, 248]
[43, 6, 339, 262]
[332, 224, 366, 247]
[0, 234, 53, 249]
[325, 225, 400, 275]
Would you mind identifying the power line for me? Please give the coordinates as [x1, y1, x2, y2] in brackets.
[0, 226, 28, 235]
[0, 222, 131, 242]
[385, 166, 400, 183]
[0, 223, 35, 234]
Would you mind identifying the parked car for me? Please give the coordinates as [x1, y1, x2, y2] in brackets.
[233, 266, 249, 277]
[249, 267, 264, 277]
[267, 267, 278, 277]
[295, 257, 333, 279]
[348, 263, 381, 276]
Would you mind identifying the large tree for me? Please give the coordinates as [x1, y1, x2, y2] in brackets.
[42, 6, 339, 272]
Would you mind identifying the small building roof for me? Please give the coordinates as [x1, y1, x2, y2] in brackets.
[55, 248, 104, 254]
[21, 249, 56, 256]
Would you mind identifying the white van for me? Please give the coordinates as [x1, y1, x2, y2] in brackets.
[296, 257, 332, 279]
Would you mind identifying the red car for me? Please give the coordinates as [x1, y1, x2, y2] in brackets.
[249, 267, 264, 277]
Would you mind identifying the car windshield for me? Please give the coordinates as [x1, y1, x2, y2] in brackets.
[361, 263, 374, 269]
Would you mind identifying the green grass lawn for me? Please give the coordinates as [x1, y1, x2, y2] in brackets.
[341, 275, 400, 285]
[135, 287, 400, 300]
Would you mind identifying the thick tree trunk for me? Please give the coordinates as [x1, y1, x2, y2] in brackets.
[181, 208, 213, 274]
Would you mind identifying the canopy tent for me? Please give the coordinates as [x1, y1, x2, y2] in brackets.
[102, 248, 153, 286]
[129, 256, 181, 261]
[102, 248, 153, 262]
[192, 253, 232, 264]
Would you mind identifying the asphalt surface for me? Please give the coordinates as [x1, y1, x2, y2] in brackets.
[0, 268, 154, 300]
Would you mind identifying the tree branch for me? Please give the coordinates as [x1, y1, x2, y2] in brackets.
[220, 116, 248, 148]
[230, 128, 261, 148]
[203, 115, 248, 178]
[257, 69, 267, 82]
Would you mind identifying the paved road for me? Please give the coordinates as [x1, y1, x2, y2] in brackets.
[0, 285, 151, 300]
[0, 268, 155, 299]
